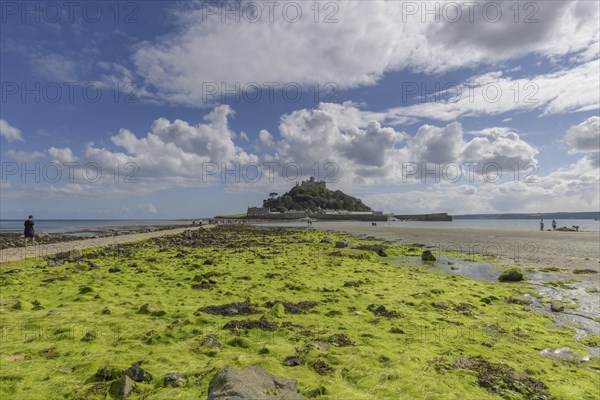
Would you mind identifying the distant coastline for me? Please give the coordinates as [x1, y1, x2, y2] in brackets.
[454, 212, 600, 220]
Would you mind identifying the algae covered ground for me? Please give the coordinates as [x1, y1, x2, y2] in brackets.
[1, 225, 598, 399]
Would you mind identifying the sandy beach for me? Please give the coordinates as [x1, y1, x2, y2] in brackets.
[313, 223, 600, 274]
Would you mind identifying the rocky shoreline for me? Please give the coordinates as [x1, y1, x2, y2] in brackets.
[0, 225, 190, 251]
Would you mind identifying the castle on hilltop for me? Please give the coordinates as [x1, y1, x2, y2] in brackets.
[296, 176, 326, 189]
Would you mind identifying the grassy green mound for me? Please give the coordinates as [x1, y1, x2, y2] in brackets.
[0, 226, 598, 399]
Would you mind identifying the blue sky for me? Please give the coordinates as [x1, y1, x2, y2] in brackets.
[1, 1, 599, 219]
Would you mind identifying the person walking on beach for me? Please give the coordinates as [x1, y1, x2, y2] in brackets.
[552, 219, 557, 230]
[24, 215, 35, 247]
[540, 219, 544, 231]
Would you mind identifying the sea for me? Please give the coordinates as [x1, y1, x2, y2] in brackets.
[1, 218, 599, 235]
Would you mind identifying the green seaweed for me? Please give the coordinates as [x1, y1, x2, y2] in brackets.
[0, 225, 597, 399]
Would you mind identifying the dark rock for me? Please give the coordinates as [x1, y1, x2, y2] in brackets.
[95, 365, 124, 380]
[110, 375, 134, 399]
[421, 250, 436, 261]
[224, 318, 278, 332]
[207, 366, 308, 400]
[334, 241, 355, 249]
[326, 333, 354, 347]
[81, 331, 97, 342]
[163, 372, 186, 387]
[54, 249, 83, 261]
[431, 302, 449, 310]
[102, 309, 111, 315]
[550, 303, 565, 312]
[498, 268, 525, 282]
[203, 334, 222, 349]
[124, 364, 152, 383]
[285, 356, 302, 366]
[313, 359, 334, 376]
[138, 303, 166, 317]
[108, 266, 122, 273]
[265, 301, 319, 314]
[199, 300, 259, 316]
[204, 258, 217, 265]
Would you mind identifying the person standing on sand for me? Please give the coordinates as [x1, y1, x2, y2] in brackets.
[540, 219, 544, 231]
[552, 219, 557, 230]
[24, 215, 35, 247]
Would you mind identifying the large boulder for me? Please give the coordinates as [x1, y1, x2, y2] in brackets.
[54, 249, 83, 261]
[207, 366, 308, 400]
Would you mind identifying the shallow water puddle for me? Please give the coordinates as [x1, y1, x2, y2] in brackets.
[386, 255, 558, 282]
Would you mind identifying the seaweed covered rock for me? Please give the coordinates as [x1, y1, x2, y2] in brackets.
[207, 366, 308, 400]
[498, 268, 525, 282]
[109, 375, 134, 399]
[421, 250, 436, 261]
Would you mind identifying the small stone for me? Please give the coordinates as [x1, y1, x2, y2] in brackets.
[285, 356, 302, 366]
[109, 266, 122, 273]
[102, 309, 111, 315]
[124, 364, 152, 383]
[551, 303, 565, 312]
[203, 334, 222, 349]
[164, 372, 186, 387]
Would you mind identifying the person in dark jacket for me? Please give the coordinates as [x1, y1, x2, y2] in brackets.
[24, 215, 35, 247]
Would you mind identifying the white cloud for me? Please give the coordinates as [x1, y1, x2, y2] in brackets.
[0, 119, 24, 142]
[146, 203, 157, 214]
[258, 129, 274, 147]
[564, 116, 600, 153]
[108, 0, 599, 107]
[48, 147, 78, 163]
[383, 60, 600, 124]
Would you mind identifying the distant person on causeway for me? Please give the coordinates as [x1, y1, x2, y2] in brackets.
[24, 215, 35, 247]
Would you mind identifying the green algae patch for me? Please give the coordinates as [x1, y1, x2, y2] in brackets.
[0, 225, 598, 399]
[498, 268, 526, 282]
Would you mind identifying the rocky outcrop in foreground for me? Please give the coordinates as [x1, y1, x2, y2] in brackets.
[207, 366, 308, 400]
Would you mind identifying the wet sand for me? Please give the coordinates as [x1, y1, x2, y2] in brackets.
[313, 223, 600, 274]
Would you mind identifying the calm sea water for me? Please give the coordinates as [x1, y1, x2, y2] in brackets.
[258, 219, 600, 232]
[0, 219, 192, 235]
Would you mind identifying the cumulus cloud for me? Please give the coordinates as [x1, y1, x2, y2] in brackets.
[0, 119, 24, 142]
[48, 147, 78, 163]
[564, 116, 600, 154]
[105, 0, 599, 107]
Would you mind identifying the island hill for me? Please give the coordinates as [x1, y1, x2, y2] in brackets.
[219, 177, 452, 222]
